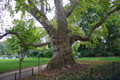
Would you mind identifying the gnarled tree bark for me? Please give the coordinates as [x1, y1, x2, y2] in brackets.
[47, 32, 75, 69]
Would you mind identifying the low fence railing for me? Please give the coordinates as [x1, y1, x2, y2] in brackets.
[0, 68, 34, 80]
[0, 61, 120, 80]
[32, 61, 120, 80]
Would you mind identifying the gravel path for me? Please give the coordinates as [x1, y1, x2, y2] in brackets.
[0, 64, 47, 80]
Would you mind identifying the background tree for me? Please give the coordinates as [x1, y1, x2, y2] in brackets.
[72, 0, 120, 57]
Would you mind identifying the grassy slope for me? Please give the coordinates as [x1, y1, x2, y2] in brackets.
[0, 58, 49, 73]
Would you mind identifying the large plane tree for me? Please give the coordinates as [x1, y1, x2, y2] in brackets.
[0, 0, 120, 70]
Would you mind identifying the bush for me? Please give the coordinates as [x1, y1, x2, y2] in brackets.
[43, 48, 53, 58]
[101, 51, 114, 57]
[80, 49, 95, 57]
[38, 51, 44, 57]
[79, 50, 114, 57]
[114, 50, 120, 56]
[72, 51, 78, 56]
[29, 50, 40, 57]
[26, 48, 53, 58]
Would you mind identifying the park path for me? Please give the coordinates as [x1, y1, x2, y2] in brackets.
[0, 64, 47, 80]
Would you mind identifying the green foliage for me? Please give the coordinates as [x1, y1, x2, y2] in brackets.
[43, 48, 53, 58]
[101, 51, 114, 57]
[72, 42, 81, 56]
[105, 19, 120, 52]
[11, 19, 44, 43]
[114, 50, 120, 56]
[50, 19, 57, 30]
[74, 1, 120, 56]
[79, 48, 114, 57]
[29, 50, 40, 57]
[67, 0, 120, 55]
[72, 50, 77, 56]
[5, 19, 48, 54]
[28, 48, 53, 58]
[36, 13, 40, 17]
[80, 49, 95, 57]
[67, 0, 110, 33]
[68, 24, 85, 36]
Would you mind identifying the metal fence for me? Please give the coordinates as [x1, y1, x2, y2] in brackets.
[33, 61, 120, 80]
[0, 68, 34, 80]
[0, 61, 120, 80]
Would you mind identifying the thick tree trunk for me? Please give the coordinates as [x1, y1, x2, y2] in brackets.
[46, 32, 75, 70]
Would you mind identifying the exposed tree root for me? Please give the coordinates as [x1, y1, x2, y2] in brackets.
[42, 63, 90, 74]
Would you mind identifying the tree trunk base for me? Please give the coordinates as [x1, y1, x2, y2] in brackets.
[43, 62, 90, 73]
[26, 63, 90, 80]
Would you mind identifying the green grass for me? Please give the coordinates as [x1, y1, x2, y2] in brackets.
[0, 58, 49, 73]
[0, 57, 120, 73]
[77, 57, 120, 61]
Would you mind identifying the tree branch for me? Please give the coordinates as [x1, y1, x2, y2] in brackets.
[66, 0, 80, 17]
[70, 35, 90, 44]
[88, 5, 120, 38]
[70, 5, 120, 43]
[0, 32, 50, 47]
[0, 32, 26, 46]
[26, 42, 50, 47]
[25, 0, 56, 36]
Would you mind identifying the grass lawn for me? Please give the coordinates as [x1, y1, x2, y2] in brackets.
[0, 57, 120, 73]
[0, 58, 49, 73]
[77, 57, 120, 61]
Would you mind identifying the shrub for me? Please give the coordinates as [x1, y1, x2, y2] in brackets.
[26, 48, 53, 58]
[79, 50, 114, 57]
[38, 51, 44, 57]
[72, 51, 78, 56]
[101, 51, 114, 57]
[80, 49, 95, 57]
[114, 50, 120, 56]
[43, 48, 53, 58]
[29, 50, 40, 57]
